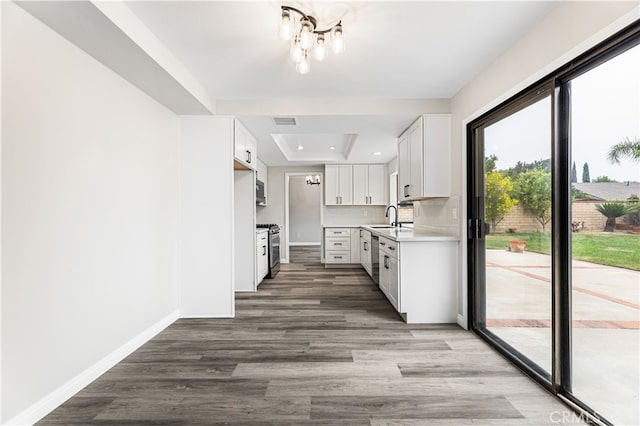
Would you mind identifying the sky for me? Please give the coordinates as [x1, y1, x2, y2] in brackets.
[485, 44, 639, 183]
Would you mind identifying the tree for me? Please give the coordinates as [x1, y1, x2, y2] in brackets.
[571, 162, 577, 183]
[485, 154, 498, 173]
[511, 169, 552, 232]
[593, 176, 617, 183]
[595, 203, 638, 232]
[504, 158, 551, 179]
[608, 137, 640, 164]
[485, 171, 518, 232]
[582, 163, 590, 183]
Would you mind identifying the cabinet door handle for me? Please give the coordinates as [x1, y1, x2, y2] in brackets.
[263, 246, 267, 255]
[380, 242, 386, 246]
[404, 184, 410, 198]
[389, 246, 396, 251]
[340, 196, 342, 204]
[384, 255, 389, 269]
[246, 150, 251, 164]
[334, 242, 343, 246]
[335, 256, 342, 259]
[336, 196, 339, 204]
[364, 241, 368, 251]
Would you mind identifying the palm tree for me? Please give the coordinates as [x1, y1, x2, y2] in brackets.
[608, 137, 640, 164]
[595, 203, 637, 232]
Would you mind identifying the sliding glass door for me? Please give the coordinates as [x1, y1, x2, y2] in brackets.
[478, 93, 554, 377]
[569, 43, 640, 426]
[469, 24, 639, 425]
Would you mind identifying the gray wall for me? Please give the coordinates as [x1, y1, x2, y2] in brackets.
[289, 176, 321, 244]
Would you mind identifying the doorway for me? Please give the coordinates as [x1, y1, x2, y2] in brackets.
[468, 27, 639, 426]
[284, 172, 323, 264]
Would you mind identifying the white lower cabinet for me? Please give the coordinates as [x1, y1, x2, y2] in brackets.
[377, 235, 457, 324]
[379, 237, 400, 311]
[360, 229, 372, 276]
[324, 228, 351, 264]
[324, 227, 364, 265]
[256, 230, 269, 285]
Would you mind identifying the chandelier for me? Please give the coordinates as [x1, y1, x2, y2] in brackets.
[306, 175, 321, 185]
[279, 5, 345, 75]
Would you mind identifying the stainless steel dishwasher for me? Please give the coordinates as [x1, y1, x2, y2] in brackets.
[371, 234, 380, 285]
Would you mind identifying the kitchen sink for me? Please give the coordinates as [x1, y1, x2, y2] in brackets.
[368, 225, 409, 231]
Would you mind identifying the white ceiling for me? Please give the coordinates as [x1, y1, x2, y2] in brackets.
[125, 1, 558, 165]
[239, 115, 417, 166]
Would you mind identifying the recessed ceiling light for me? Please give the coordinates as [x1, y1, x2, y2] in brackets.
[329, 146, 336, 150]
[297, 145, 304, 150]
[372, 151, 382, 156]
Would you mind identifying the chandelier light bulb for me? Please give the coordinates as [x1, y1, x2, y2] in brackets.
[290, 36, 303, 63]
[299, 20, 314, 49]
[296, 51, 311, 75]
[279, 10, 294, 41]
[331, 24, 345, 54]
[313, 34, 327, 61]
[278, 7, 346, 75]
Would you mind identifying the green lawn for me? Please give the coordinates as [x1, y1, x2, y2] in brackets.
[486, 232, 640, 271]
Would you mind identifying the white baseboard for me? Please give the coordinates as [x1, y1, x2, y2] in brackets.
[4, 310, 179, 426]
[289, 242, 321, 246]
[457, 313, 468, 330]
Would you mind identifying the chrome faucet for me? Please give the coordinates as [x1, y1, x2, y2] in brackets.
[385, 205, 399, 227]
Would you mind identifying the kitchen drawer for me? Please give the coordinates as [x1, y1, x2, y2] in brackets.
[256, 231, 268, 246]
[325, 250, 351, 263]
[325, 237, 350, 250]
[325, 228, 350, 237]
[379, 237, 398, 257]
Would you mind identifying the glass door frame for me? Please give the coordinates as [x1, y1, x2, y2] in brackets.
[467, 22, 640, 426]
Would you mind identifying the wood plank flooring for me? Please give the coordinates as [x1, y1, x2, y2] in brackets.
[38, 245, 578, 425]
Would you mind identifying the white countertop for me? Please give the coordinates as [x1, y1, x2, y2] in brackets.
[323, 224, 459, 242]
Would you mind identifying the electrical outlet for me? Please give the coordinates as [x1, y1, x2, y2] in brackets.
[296, 233, 301, 238]
[363, 209, 368, 217]
[452, 207, 458, 220]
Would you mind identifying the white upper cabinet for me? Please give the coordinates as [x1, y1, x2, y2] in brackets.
[367, 164, 386, 205]
[398, 133, 410, 201]
[257, 159, 268, 205]
[325, 164, 353, 205]
[423, 115, 451, 197]
[234, 119, 257, 171]
[397, 115, 451, 200]
[353, 164, 386, 205]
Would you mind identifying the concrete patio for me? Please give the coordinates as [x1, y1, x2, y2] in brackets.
[485, 249, 639, 426]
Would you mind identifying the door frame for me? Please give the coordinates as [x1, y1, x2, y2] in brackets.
[466, 23, 640, 426]
[283, 171, 324, 263]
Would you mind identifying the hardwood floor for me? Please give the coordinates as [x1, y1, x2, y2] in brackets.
[39, 245, 577, 425]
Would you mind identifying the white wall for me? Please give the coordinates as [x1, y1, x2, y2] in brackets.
[386, 156, 398, 175]
[1, 2, 180, 422]
[289, 176, 321, 244]
[449, 1, 639, 327]
[179, 116, 235, 313]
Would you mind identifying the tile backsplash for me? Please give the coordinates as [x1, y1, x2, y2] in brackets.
[413, 196, 460, 237]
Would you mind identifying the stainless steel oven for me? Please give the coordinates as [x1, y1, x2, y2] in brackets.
[257, 224, 280, 278]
